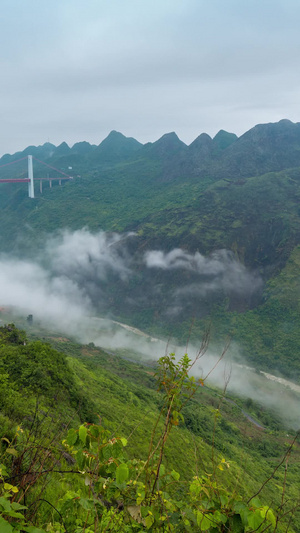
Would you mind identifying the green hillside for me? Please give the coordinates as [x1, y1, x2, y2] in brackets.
[0, 323, 300, 531]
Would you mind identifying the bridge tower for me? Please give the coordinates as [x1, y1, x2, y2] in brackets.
[28, 155, 35, 198]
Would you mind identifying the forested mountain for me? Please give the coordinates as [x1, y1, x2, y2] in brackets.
[1, 120, 300, 530]
[1, 119, 300, 379]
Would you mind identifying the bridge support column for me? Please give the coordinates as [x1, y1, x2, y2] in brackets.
[28, 155, 35, 198]
[40, 180, 42, 194]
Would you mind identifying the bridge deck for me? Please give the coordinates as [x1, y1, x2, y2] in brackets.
[0, 178, 30, 183]
[0, 177, 72, 183]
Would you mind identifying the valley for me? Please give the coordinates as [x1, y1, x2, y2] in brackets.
[1, 119, 300, 531]
[6, 307, 300, 431]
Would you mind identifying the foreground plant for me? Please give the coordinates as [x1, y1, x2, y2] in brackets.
[55, 350, 280, 532]
[0, 347, 298, 532]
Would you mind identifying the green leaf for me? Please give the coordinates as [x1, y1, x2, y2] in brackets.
[120, 437, 127, 447]
[0, 516, 13, 533]
[250, 496, 262, 508]
[116, 463, 129, 487]
[0, 496, 11, 512]
[76, 449, 86, 470]
[171, 469, 180, 481]
[66, 428, 78, 446]
[103, 445, 112, 460]
[4, 511, 25, 519]
[11, 502, 27, 511]
[4, 483, 18, 493]
[79, 425, 87, 445]
[196, 511, 213, 531]
[245, 509, 264, 530]
[0, 463, 8, 477]
[219, 493, 229, 507]
[78, 497, 94, 510]
[213, 511, 228, 525]
[5, 448, 18, 457]
[260, 506, 276, 527]
[145, 513, 154, 529]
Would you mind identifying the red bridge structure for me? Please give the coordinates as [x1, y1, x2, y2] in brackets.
[0, 155, 73, 198]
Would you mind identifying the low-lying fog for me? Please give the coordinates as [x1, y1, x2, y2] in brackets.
[0, 229, 299, 429]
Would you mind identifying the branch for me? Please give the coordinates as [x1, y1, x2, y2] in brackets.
[247, 431, 299, 505]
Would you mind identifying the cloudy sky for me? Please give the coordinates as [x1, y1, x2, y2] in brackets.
[1, 0, 299, 155]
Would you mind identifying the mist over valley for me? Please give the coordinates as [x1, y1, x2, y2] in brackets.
[2, 121, 300, 430]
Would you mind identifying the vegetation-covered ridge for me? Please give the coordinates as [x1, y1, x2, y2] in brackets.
[2, 119, 300, 378]
[1, 324, 300, 531]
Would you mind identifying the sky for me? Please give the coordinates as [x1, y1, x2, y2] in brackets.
[1, 0, 300, 155]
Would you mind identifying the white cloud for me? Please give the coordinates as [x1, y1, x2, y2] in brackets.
[0, 258, 91, 329]
[0, 230, 262, 330]
[145, 248, 262, 297]
[46, 229, 132, 282]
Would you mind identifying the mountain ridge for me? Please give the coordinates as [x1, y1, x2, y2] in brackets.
[2, 118, 300, 379]
[2, 119, 300, 180]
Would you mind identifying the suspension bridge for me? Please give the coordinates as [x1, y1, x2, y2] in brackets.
[0, 155, 73, 198]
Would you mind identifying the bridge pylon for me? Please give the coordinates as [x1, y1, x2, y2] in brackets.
[28, 155, 35, 198]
